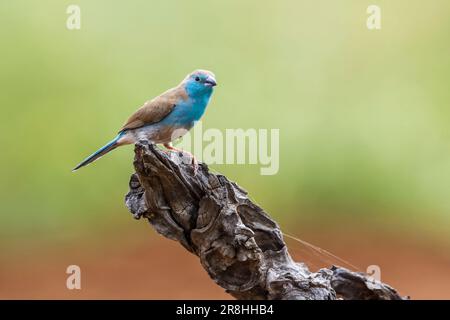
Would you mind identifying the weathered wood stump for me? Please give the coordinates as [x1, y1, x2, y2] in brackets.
[125, 141, 404, 300]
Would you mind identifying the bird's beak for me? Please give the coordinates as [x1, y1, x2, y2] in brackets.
[204, 75, 217, 87]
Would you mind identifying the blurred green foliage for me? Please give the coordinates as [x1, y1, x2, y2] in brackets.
[1, 0, 449, 243]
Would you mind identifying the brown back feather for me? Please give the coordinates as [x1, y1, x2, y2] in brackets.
[119, 85, 188, 132]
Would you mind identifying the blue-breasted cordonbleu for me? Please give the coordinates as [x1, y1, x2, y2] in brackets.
[73, 70, 217, 171]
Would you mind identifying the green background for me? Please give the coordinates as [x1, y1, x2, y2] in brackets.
[1, 0, 449, 248]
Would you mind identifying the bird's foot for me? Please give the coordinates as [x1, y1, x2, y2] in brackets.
[163, 143, 199, 175]
[163, 143, 184, 155]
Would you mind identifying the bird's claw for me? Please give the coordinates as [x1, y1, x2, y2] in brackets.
[163, 143, 198, 176]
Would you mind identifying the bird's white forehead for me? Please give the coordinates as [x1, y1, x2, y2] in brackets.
[190, 69, 215, 78]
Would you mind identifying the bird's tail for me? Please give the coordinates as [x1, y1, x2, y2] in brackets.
[72, 132, 125, 171]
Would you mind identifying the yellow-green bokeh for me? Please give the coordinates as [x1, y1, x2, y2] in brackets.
[1, 0, 449, 245]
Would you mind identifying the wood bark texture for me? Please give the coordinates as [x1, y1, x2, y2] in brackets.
[125, 141, 405, 300]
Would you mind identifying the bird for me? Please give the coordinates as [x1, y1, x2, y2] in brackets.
[73, 69, 217, 171]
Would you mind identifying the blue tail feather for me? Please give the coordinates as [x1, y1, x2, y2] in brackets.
[72, 133, 123, 171]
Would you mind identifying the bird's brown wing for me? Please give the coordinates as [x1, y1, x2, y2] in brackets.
[119, 86, 187, 132]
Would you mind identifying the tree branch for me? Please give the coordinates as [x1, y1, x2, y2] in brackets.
[125, 141, 405, 300]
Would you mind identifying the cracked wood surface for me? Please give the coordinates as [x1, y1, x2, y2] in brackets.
[125, 141, 405, 300]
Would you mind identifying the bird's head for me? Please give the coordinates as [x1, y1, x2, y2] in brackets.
[183, 70, 217, 96]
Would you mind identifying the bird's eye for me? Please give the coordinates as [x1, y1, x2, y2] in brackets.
[195, 76, 200, 82]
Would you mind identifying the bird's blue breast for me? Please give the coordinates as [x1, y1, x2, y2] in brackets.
[130, 85, 214, 144]
[160, 89, 212, 129]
